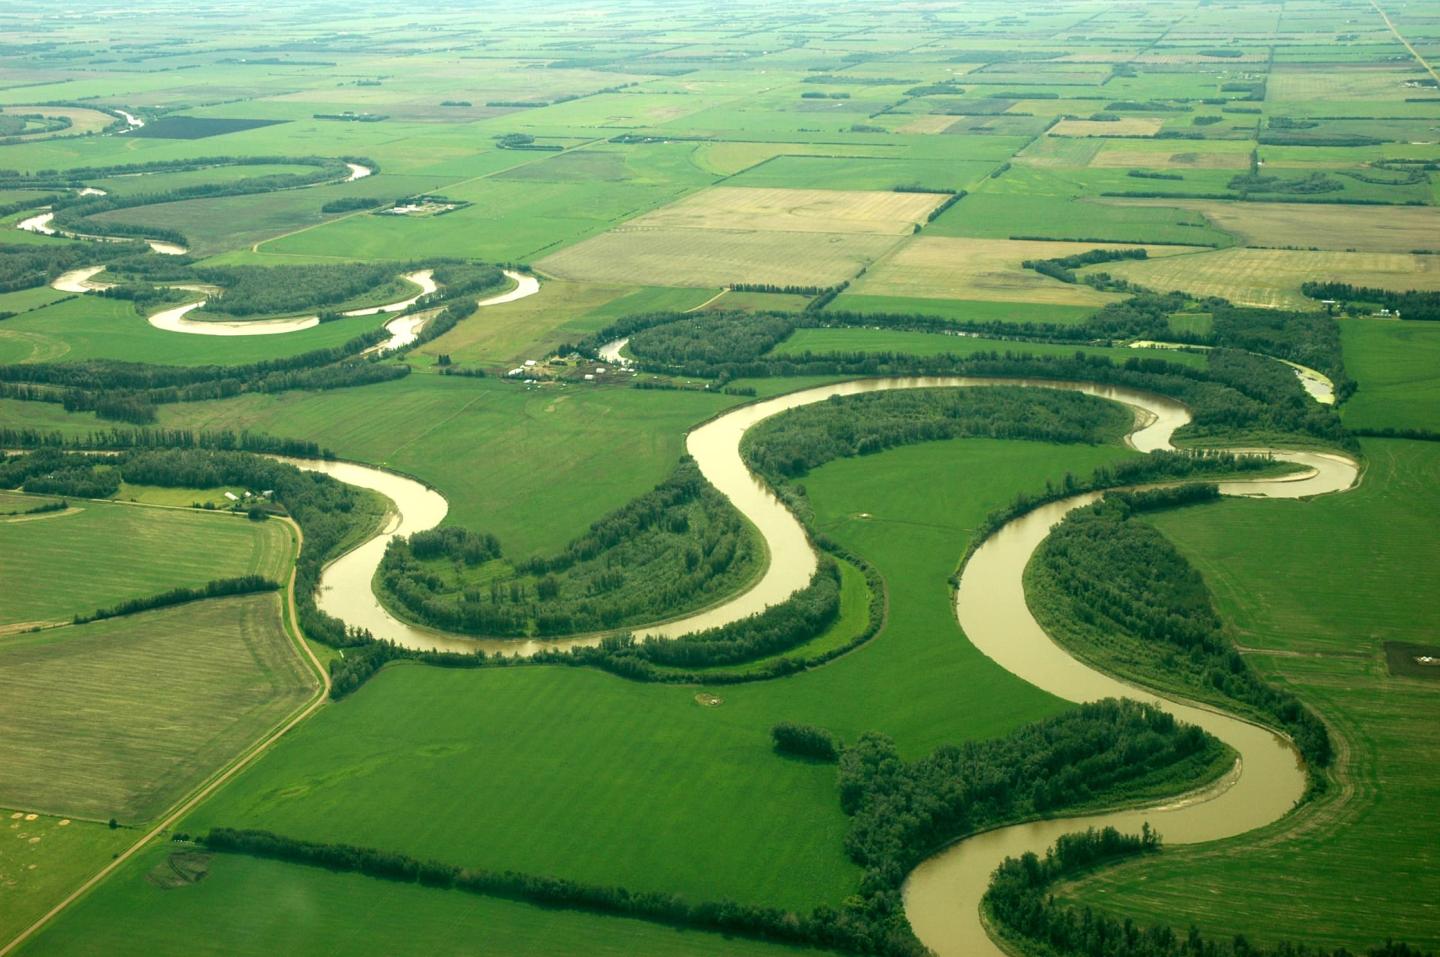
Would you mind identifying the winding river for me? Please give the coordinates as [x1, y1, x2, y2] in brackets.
[288, 375, 1357, 954]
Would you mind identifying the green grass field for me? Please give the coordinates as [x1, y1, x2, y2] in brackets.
[1055, 439, 1440, 951]
[173, 438, 1132, 915]
[0, 812, 130, 947]
[17, 845, 828, 957]
[0, 495, 292, 626]
[1339, 319, 1440, 433]
[0, 593, 316, 822]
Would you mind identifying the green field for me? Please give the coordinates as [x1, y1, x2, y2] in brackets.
[0, 0, 1437, 953]
[17, 846, 827, 957]
[1339, 318, 1440, 433]
[0, 495, 292, 626]
[1056, 440, 1440, 951]
[0, 593, 316, 822]
[172, 439, 1132, 915]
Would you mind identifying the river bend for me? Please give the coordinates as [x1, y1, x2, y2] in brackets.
[288, 375, 1357, 954]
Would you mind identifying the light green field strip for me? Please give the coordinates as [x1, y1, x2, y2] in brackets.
[0, 496, 291, 626]
[0, 593, 316, 822]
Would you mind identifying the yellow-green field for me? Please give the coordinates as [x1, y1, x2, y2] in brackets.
[0, 593, 315, 822]
[848, 236, 1199, 305]
[1093, 247, 1440, 309]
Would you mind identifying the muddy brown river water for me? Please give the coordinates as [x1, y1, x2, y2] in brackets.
[287, 376, 1358, 954]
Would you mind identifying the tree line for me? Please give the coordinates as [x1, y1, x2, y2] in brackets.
[73, 575, 279, 624]
[1302, 281, 1440, 322]
[984, 827, 1430, 957]
[378, 457, 760, 638]
[1028, 490, 1333, 779]
[835, 699, 1225, 953]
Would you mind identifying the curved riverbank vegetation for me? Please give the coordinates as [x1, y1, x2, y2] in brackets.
[983, 827, 1430, 957]
[378, 457, 761, 638]
[1026, 489, 1334, 783]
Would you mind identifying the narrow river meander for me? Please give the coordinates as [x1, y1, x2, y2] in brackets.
[288, 376, 1358, 955]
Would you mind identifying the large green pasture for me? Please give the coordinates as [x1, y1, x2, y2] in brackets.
[1057, 440, 1440, 951]
[1339, 319, 1440, 433]
[0, 495, 291, 626]
[175, 437, 1131, 914]
[0, 593, 316, 822]
[18, 846, 826, 957]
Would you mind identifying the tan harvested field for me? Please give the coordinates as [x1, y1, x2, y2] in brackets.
[848, 236, 1198, 305]
[620, 186, 945, 236]
[1092, 247, 1440, 309]
[1268, 64, 1422, 102]
[1050, 117, 1165, 138]
[1102, 199, 1440, 253]
[0, 594, 316, 823]
[896, 114, 961, 134]
[539, 226, 901, 288]
[1089, 146, 1252, 170]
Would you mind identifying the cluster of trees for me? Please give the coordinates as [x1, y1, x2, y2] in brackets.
[188, 262, 401, 317]
[628, 311, 799, 366]
[199, 827, 924, 957]
[836, 700, 1223, 950]
[772, 721, 841, 761]
[1227, 171, 1344, 195]
[1210, 304, 1353, 396]
[984, 827, 1429, 957]
[0, 240, 149, 294]
[1022, 247, 1147, 284]
[0, 449, 121, 498]
[1030, 492, 1333, 776]
[320, 196, 384, 213]
[741, 387, 1130, 481]
[0, 327, 404, 419]
[0, 426, 325, 458]
[379, 458, 759, 638]
[1302, 282, 1440, 322]
[73, 575, 279, 624]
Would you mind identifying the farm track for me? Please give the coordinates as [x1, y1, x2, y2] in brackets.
[0, 514, 330, 957]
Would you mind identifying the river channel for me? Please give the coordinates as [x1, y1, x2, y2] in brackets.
[288, 375, 1358, 954]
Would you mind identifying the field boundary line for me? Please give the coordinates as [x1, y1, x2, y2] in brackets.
[0, 516, 330, 957]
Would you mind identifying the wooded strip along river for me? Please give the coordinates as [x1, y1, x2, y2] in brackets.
[288, 376, 1358, 955]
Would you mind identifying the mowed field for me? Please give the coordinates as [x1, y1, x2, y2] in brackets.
[0, 496, 292, 627]
[17, 845, 828, 957]
[1091, 247, 1440, 309]
[537, 186, 942, 287]
[1339, 318, 1440, 432]
[1057, 440, 1440, 951]
[1101, 199, 1440, 253]
[848, 237, 1200, 305]
[0, 593, 316, 822]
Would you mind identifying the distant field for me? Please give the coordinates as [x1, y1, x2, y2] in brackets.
[826, 292, 1099, 326]
[538, 226, 900, 288]
[1093, 247, 1440, 309]
[770, 327, 1208, 368]
[926, 192, 1233, 246]
[0, 294, 388, 367]
[1060, 440, 1440, 951]
[725, 155, 998, 192]
[0, 497, 291, 627]
[1050, 118, 1165, 137]
[0, 593, 315, 822]
[849, 236, 1196, 305]
[1102, 199, 1440, 253]
[1339, 319, 1440, 432]
[19, 846, 827, 957]
[618, 187, 945, 236]
[2, 105, 115, 140]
